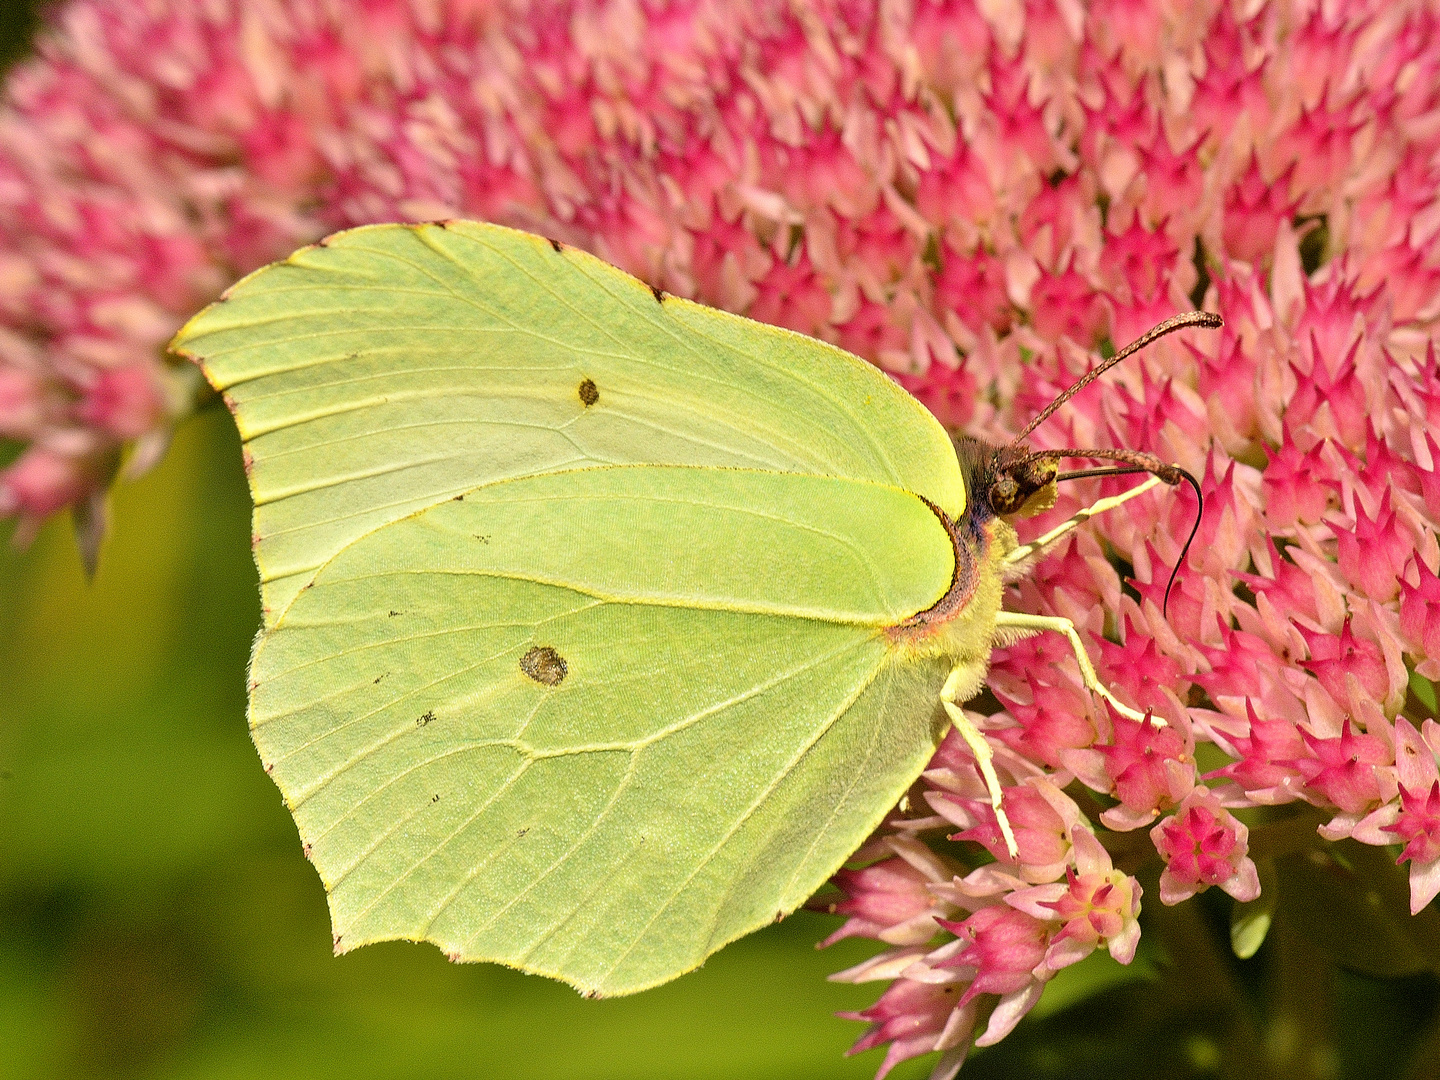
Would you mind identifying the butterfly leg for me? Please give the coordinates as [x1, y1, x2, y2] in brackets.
[1004, 474, 1165, 570]
[992, 610, 1152, 725]
[940, 662, 1020, 859]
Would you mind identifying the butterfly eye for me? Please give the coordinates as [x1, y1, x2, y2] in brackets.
[987, 473, 1022, 515]
[988, 456, 1058, 517]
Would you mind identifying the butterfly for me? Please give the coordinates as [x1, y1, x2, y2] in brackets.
[172, 220, 1217, 996]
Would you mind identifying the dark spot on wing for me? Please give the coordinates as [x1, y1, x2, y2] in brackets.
[416, 709, 436, 727]
[578, 378, 599, 407]
[389, 610, 401, 617]
[548, 237, 563, 252]
[520, 645, 568, 686]
[431, 793, 441, 803]
[453, 493, 465, 501]
[651, 284, 665, 303]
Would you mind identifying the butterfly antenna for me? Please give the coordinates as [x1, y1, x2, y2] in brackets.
[1008, 310, 1223, 451]
[996, 310, 1220, 617]
[1041, 454, 1203, 618]
[1167, 467, 1204, 618]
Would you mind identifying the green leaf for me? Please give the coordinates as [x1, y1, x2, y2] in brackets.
[1230, 857, 1278, 959]
[1410, 668, 1437, 715]
[171, 222, 990, 996]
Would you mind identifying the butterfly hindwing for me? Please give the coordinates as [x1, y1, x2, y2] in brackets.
[252, 465, 955, 994]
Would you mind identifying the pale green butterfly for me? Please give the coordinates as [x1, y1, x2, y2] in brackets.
[170, 220, 1218, 997]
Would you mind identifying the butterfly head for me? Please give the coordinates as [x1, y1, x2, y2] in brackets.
[952, 437, 1060, 521]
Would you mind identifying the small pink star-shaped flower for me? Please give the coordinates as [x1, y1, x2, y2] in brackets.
[1150, 786, 1261, 905]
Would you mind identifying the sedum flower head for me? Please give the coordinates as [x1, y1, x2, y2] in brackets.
[3, 0, 1440, 1074]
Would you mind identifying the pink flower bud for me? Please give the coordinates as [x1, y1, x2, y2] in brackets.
[1192, 18, 1271, 143]
[0, 445, 99, 520]
[893, 360, 977, 432]
[1368, 232, 1440, 323]
[840, 976, 968, 1080]
[1270, 100, 1362, 198]
[1336, 491, 1416, 603]
[836, 299, 909, 368]
[1401, 557, 1440, 661]
[1009, 828, 1144, 966]
[1288, 336, 1371, 451]
[1194, 620, 1285, 702]
[1415, 432, 1440, 526]
[1008, 674, 1104, 753]
[1222, 155, 1299, 265]
[1388, 781, 1440, 870]
[1193, 333, 1260, 443]
[1295, 719, 1393, 816]
[817, 839, 958, 947]
[1029, 263, 1110, 348]
[936, 905, 1051, 1006]
[0, 366, 48, 439]
[1041, 865, 1142, 957]
[914, 144, 999, 240]
[1134, 134, 1204, 230]
[1262, 430, 1334, 528]
[1097, 217, 1180, 303]
[942, 778, 1083, 882]
[1209, 700, 1312, 803]
[931, 247, 1011, 337]
[1299, 620, 1391, 714]
[1097, 623, 1183, 717]
[1150, 787, 1260, 904]
[747, 254, 832, 339]
[1090, 711, 1195, 824]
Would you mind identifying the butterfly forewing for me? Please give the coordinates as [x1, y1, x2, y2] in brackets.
[174, 221, 964, 619]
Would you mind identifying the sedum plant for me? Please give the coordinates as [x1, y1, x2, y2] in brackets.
[3, 0, 1440, 1074]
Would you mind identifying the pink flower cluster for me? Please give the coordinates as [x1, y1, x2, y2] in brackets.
[3, 0, 1440, 1074]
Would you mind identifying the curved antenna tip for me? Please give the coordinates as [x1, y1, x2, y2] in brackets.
[1162, 467, 1205, 619]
